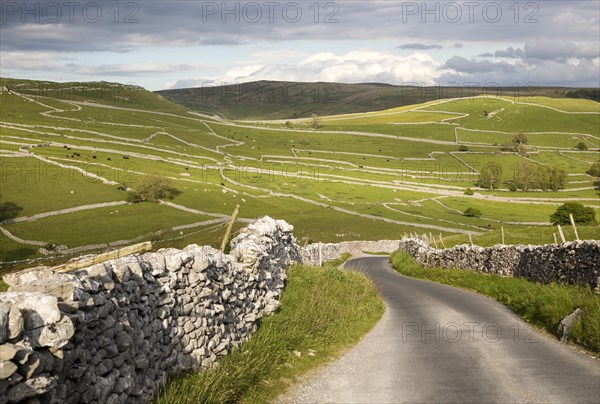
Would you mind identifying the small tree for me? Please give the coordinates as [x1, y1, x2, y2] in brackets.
[550, 203, 597, 225]
[476, 163, 502, 190]
[513, 163, 536, 191]
[285, 121, 293, 128]
[514, 164, 566, 192]
[576, 142, 588, 151]
[129, 175, 177, 203]
[586, 160, 600, 177]
[547, 167, 566, 191]
[464, 207, 482, 217]
[458, 145, 469, 152]
[512, 133, 528, 154]
[483, 110, 489, 117]
[464, 187, 474, 195]
[0, 195, 22, 221]
[513, 133, 528, 145]
[311, 113, 321, 129]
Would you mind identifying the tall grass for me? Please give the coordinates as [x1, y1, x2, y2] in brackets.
[391, 252, 600, 353]
[155, 260, 384, 403]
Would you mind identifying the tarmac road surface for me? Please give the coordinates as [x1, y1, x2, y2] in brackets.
[277, 256, 600, 404]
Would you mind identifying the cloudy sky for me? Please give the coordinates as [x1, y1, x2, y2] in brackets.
[1, 1, 599, 90]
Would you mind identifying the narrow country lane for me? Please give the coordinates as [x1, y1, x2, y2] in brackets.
[277, 256, 600, 404]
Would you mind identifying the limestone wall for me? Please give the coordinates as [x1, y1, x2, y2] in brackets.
[398, 238, 600, 290]
[300, 240, 402, 265]
[0, 217, 299, 404]
[300, 238, 600, 290]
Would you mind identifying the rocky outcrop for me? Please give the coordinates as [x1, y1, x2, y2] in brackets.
[0, 216, 299, 404]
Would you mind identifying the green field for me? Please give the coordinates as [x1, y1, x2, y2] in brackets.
[1, 78, 598, 267]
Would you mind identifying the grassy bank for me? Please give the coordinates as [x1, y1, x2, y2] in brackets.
[155, 258, 384, 403]
[390, 252, 600, 353]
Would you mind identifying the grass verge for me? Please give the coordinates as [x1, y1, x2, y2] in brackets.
[390, 252, 600, 353]
[155, 259, 384, 403]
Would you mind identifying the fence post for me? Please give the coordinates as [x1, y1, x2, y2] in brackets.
[557, 225, 566, 243]
[569, 214, 580, 241]
[553, 232, 558, 244]
[468, 233, 474, 246]
[501, 226, 505, 244]
[439, 233, 445, 249]
[318, 242, 322, 267]
[220, 204, 240, 252]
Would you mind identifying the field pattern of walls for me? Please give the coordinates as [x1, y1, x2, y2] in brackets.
[1, 79, 599, 266]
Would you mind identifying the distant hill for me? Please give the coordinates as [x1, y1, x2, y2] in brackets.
[156, 80, 600, 120]
[1, 77, 189, 116]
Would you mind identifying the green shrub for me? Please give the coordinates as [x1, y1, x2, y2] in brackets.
[586, 161, 600, 177]
[576, 142, 588, 151]
[458, 145, 469, 152]
[126, 191, 142, 203]
[464, 187, 474, 195]
[463, 207, 481, 217]
[550, 203, 597, 225]
[127, 175, 178, 203]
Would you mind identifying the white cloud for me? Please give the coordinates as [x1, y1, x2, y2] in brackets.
[167, 49, 448, 89]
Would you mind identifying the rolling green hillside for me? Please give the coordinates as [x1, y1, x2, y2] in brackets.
[157, 80, 600, 120]
[0, 77, 598, 269]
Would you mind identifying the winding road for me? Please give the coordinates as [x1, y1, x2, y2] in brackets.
[278, 256, 600, 403]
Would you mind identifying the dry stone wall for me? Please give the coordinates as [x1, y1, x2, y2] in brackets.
[300, 240, 402, 265]
[0, 217, 299, 404]
[398, 238, 600, 290]
[300, 238, 600, 290]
